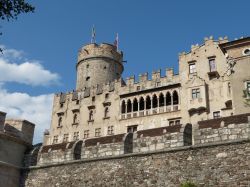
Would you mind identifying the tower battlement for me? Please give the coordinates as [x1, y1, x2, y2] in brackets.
[78, 43, 123, 66]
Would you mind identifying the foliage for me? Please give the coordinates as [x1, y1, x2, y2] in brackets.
[0, 0, 35, 52]
[0, 0, 35, 21]
[180, 181, 197, 187]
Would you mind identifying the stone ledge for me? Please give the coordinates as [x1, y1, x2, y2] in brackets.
[0, 161, 20, 169]
[26, 138, 250, 170]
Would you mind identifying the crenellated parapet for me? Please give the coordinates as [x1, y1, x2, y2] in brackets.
[179, 36, 229, 59]
[77, 43, 123, 66]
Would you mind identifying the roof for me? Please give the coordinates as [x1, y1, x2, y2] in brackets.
[219, 37, 250, 53]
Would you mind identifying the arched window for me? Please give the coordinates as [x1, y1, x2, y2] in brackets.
[152, 94, 158, 108]
[146, 96, 151, 109]
[73, 113, 78, 124]
[139, 97, 145, 111]
[166, 92, 172, 106]
[127, 99, 132, 113]
[121, 100, 126, 114]
[104, 107, 109, 118]
[58, 117, 62, 127]
[159, 93, 164, 107]
[89, 110, 94, 121]
[133, 98, 138, 112]
[173, 90, 179, 105]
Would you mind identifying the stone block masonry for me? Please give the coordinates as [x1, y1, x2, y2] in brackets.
[22, 140, 250, 187]
[194, 113, 250, 145]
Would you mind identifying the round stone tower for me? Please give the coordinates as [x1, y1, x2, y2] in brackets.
[76, 43, 124, 90]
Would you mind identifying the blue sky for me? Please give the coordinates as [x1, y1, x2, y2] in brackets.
[1, 0, 249, 143]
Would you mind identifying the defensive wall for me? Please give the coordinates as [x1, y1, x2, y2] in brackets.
[22, 113, 250, 186]
[0, 112, 35, 187]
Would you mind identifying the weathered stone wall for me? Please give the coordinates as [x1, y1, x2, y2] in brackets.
[194, 113, 250, 145]
[36, 125, 187, 165]
[133, 125, 187, 153]
[23, 140, 250, 187]
[0, 162, 20, 187]
[37, 141, 75, 166]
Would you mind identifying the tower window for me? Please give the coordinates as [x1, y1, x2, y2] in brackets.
[105, 93, 109, 99]
[86, 64, 89, 68]
[107, 126, 114, 135]
[73, 132, 79, 141]
[209, 58, 216, 72]
[104, 107, 109, 118]
[73, 113, 78, 124]
[228, 82, 231, 96]
[84, 130, 89, 139]
[213, 111, 221, 119]
[95, 128, 101, 137]
[243, 48, 250, 56]
[127, 125, 137, 133]
[192, 88, 200, 99]
[189, 63, 196, 74]
[92, 96, 95, 102]
[58, 117, 62, 127]
[89, 110, 94, 121]
[86, 76, 90, 81]
[53, 135, 58, 144]
[63, 134, 69, 142]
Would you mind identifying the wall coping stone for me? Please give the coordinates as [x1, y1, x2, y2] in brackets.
[0, 161, 20, 169]
[25, 138, 250, 170]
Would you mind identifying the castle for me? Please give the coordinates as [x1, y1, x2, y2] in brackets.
[1, 36, 250, 187]
[43, 36, 250, 146]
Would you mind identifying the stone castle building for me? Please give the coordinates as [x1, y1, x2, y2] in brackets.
[2, 35, 249, 187]
[43, 36, 250, 146]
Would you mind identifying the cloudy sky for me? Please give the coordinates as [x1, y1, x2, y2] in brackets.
[1, 0, 249, 143]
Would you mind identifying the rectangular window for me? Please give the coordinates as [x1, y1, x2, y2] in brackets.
[107, 126, 114, 135]
[192, 88, 200, 99]
[84, 130, 89, 139]
[127, 125, 137, 133]
[136, 86, 141, 91]
[63, 134, 69, 142]
[213, 111, 221, 119]
[169, 121, 175, 126]
[175, 120, 180, 125]
[247, 82, 250, 95]
[189, 63, 196, 74]
[95, 128, 101, 137]
[73, 132, 79, 141]
[53, 135, 58, 144]
[105, 93, 109, 99]
[209, 58, 216, 72]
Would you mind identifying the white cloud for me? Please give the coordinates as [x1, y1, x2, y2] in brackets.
[0, 86, 53, 143]
[0, 45, 59, 143]
[0, 45, 60, 86]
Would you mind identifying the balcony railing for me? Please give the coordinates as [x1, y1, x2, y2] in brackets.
[120, 104, 180, 120]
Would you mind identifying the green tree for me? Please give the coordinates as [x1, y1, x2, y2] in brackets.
[0, 0, 35, 52]
[0, 0, 34, 20]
